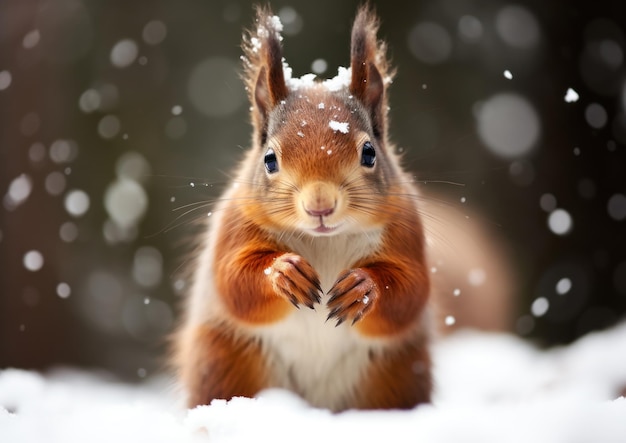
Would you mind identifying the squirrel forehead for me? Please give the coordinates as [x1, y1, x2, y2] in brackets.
[268, 88, 370, 152]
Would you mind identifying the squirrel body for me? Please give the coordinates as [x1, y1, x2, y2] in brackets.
[174, 6, 433, 411]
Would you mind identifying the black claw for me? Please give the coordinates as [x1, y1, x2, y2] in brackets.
[347, 299, 361, 310]
[292, 262, 322, 292]
[334, 270, 351, 286]
[288, 293, 300, 309]
[308, 289, 322, 305]
[312, 279, 323, 293]
[327, 291, 341, 304]
[326, 308, 340, 322]
[335, 317, 345, 327]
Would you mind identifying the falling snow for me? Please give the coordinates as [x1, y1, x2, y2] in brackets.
[1, 7, 625, 442]
[564, 88, 579, 103]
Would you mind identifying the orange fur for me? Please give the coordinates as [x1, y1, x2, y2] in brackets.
[212, 207, 315, 325]
[178, 324, 270, 406]
[354, 338, 432, 409]
[344, 195, 430, 337]
[174, 5, 434, 412]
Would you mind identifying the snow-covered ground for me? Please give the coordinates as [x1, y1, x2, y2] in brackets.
[1, 323, 626, 443]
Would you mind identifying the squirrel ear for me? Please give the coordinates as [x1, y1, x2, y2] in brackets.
[243, 9, 288, 143]
[349, 6, 392, 139]
[254, 43, 288, 119]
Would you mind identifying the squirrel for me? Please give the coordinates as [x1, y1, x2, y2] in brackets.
[173, 5, 450, 412]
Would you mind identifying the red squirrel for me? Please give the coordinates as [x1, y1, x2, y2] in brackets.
[174, 5, 437, 412]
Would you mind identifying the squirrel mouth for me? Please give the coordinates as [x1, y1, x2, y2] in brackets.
[313, 224, 337, 234]
[311, 217, 341, 234]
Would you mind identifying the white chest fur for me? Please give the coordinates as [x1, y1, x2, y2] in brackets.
[284, 231, 382, 292]
[257, 231, 384, 410]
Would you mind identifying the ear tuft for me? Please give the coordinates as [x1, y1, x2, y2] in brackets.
[242, 7, 289, 143]
[349, 5, 394, 139]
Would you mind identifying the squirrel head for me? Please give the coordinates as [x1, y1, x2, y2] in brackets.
[240, 6, 401, 237]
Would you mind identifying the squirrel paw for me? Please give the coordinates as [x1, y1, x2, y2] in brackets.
[327, 268, 378, 327]
[267, 253, 322, 310]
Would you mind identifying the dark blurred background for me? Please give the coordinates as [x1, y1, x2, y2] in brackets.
[1, 0, 625, 380]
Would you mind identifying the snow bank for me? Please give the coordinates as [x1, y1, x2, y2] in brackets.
[1, 323, 626, 443]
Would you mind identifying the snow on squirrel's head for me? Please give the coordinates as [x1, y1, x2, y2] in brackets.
[241, 5, 394, 149]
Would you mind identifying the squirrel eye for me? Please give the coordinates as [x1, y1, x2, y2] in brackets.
[361, 141, 376, 168]
[264, 148, 279, 174]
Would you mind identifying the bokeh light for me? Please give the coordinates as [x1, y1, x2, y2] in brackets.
[408, 22, 452, 65]
[607, 194, 626, 221]
[458, 15, 483, 43]
[187, 57, 246, 118]
[110, 39, 139, 68]
[23, 250, 44, 272]
[476, 93, 540, 159]
[142, 20, 167, 46]
[98, 115, 121, 139]
[0, 71, 11, 90]
[4, 174, 32, 209]
[547, 209, 573, 236]
[495, 5, 540, 49]
[585, 103, 608, 129]
[1, 0, 624, 380]
[104, 179, 148, 231]
[64, 189, 90, 217]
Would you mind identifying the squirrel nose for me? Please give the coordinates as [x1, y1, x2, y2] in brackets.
[301, 181, 337, 218]
[304, 206, 335, 217]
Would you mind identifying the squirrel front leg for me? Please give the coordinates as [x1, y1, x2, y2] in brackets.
[214, 220, 322, 325]
[327, 218, 430, 337]
[178, 220, 322, 407]
[327, 261, 429, 336]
